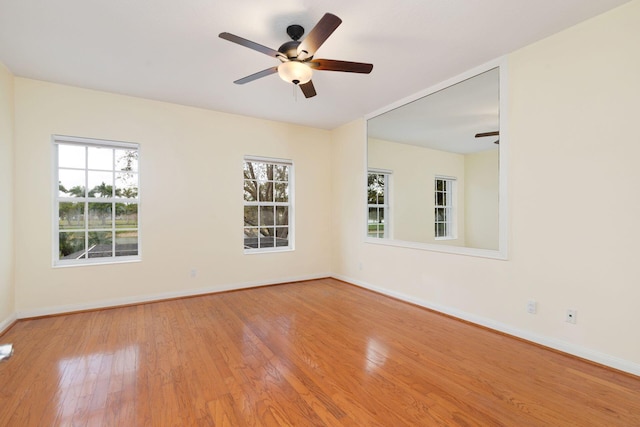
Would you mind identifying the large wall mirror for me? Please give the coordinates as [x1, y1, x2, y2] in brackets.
[365, 60, 507, 259]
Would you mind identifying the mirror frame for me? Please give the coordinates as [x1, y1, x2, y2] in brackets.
[364, 57, 508, 259]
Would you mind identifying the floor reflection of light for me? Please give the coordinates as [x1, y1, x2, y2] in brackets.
[242, 315, 293, 386]
[55, 345, 139, 424]
[365, 338, 389, 373]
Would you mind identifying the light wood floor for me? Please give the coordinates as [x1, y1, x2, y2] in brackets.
[1, 278, 638, 426]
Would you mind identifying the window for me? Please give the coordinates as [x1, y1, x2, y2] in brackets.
[243, 157, 293, 252]
[53, 136, 140, 266]
[367, 170, 390, 238]
[434, 176, 456, 239]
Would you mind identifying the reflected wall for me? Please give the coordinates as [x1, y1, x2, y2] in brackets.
[366, 64, 504, 255]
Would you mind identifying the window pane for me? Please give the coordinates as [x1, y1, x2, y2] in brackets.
[436, 180, 443, 191]
[244, 180, 258, 202]
[243, 162, 258, 180]
[275, 227, 289, 246]
[368, 207, 379, 223]
[115, 203, 138, 228]
[368, 173, 385, 204]
[115, 172, 138, 198]
[274, 182, 288, 203]
[88, 231, 113, 258]
[88, 146, 113, 171]
[259, 231, 275, 248]
[244, 206, 258, 227]
[88, 202, 112, 229]
[59, 202, 85, 230]
[58, 144, 85, 169]
[273, 165, 289, 181]
[260, 206, 275, 227]
[115, 149, 138, 172]
[259, 182, 274, 202]
[244, 228, 259, 249]
[276, 206, 288, 226]
[116, 230, 138, 256]
[252, 162, 267, 181]
[58, 169, 86, 197]
[59, 231, 85, 259]
[88, 171, 113, 198]
[367, 188, 377, 204]
[436, 192, 444, 206]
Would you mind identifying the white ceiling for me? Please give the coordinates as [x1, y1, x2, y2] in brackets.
[0, 0, 631, 130]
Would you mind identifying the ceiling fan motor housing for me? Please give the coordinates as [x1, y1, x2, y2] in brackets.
[278, 40, 302, 60]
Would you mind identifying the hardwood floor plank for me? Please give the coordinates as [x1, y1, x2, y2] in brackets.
[1, 278, 639, 426]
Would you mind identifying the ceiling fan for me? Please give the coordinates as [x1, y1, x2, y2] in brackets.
[475, 131, 500, 145]
[219, 13, 373, 98]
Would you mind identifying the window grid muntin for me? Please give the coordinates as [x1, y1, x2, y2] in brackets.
[243, 157, 292, 252]
[54, 136, 140, 266]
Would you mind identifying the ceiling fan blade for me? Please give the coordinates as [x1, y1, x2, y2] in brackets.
[299, 80, 317, 98]
[297, 13, 342, 59]
[233, 67, 278, 85]
[475, 131, 500, 138]
[219, 32, 284, 59]
[309, 59, 373, 74]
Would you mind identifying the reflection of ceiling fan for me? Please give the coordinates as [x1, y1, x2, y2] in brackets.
[219, 13, 373, 98]
[475, 131, 500, 145]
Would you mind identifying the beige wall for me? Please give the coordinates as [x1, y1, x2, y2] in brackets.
[13, 79, 332, 314]
[464, 148, 499, 249]
[332, 1, 640, 373]
[368, 137, 466, 245]
[0, 63, 15, 328]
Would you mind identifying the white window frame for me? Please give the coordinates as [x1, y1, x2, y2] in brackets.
[243, 156, 294, 254]
[434, 175, 457, 240]
[52, 135, 141, 267]
[367, 169, 391, 239]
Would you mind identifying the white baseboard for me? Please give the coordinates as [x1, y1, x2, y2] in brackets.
[0, 312, 17, 335]
[333, 274, 640, 377]
[16, 273, 330, 319]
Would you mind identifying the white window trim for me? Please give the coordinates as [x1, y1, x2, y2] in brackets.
[243, 155, 294, 254]
[367, 169, 392, 239]
[434, 175, 457, 241]
[52, 135, 141, 267]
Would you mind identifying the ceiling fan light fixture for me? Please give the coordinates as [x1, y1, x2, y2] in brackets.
[277, 61, 312, 85]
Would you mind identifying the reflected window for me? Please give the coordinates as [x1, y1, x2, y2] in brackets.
[367, 170, 390, 238]
[434, 176, 456, 240]
[54, 136, 140, 266]
[243, 157, 293, 252]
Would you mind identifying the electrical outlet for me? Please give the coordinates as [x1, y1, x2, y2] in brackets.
[527, 300, 537, 314]
[566, 309, 577, 324]
[190, 268, 197, 278]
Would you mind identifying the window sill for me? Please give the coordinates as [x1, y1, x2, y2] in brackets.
[53, 257, 141, 268]
[244, 247, 294, 255]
